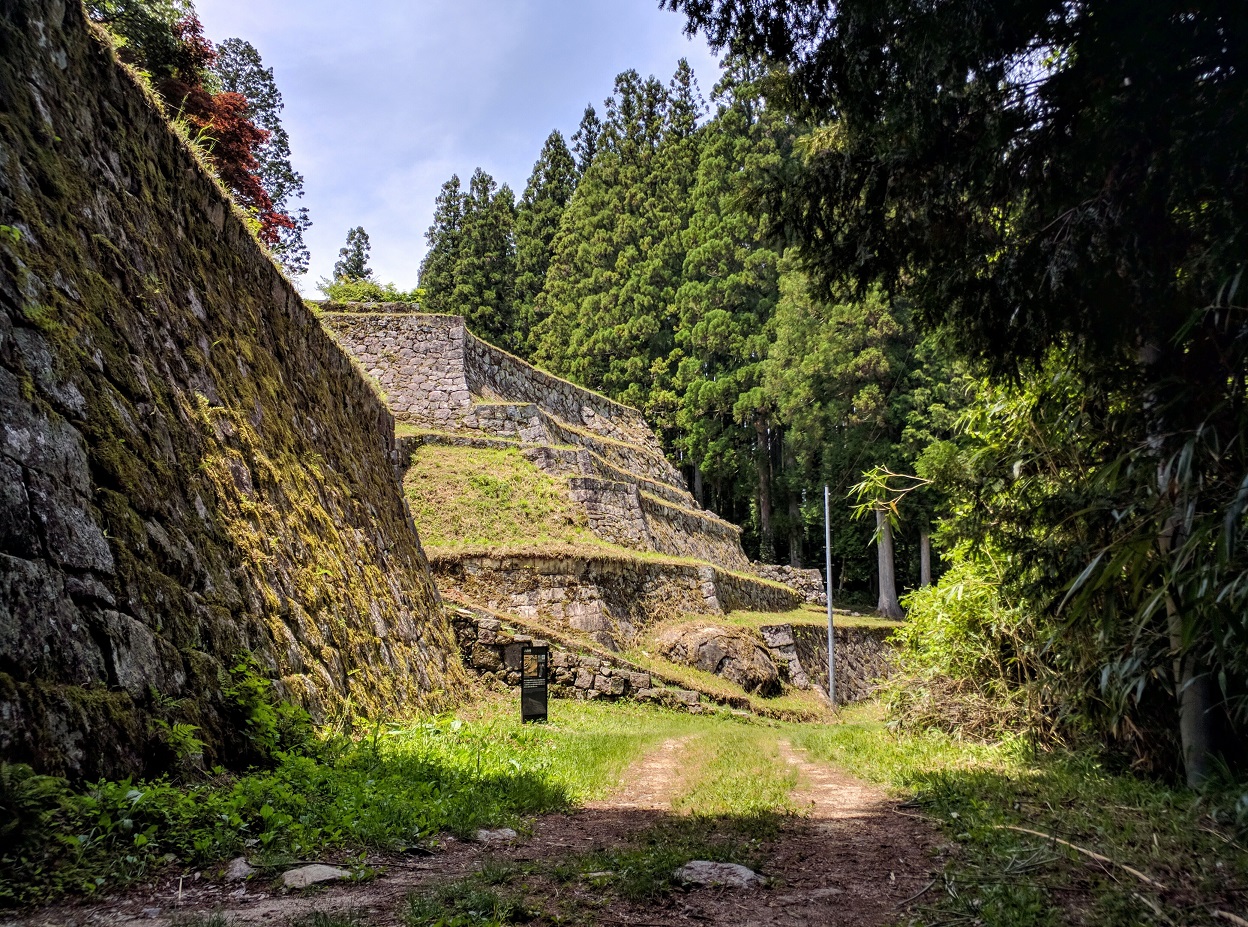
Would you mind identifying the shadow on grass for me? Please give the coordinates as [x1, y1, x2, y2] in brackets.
[0, 720, 574, 907]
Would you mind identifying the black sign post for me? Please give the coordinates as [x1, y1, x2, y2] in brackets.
[520, 644, 549, 723]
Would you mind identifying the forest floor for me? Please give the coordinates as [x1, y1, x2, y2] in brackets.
[5, 697, 1247, 927]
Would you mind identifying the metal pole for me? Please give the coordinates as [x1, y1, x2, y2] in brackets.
[825, 485, 835, 706]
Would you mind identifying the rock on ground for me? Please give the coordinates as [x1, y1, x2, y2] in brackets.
[675, 860, 764, 888]
[224, 857, 254, 881]
[280, 864, 351, 890]
[657, 625, 781, 695]
[475, 827, 519, 844]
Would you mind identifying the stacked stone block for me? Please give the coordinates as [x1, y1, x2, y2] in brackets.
[450, 608, 705, 711]
[431, 552, 799, 651]
[323, 310, 757, 572]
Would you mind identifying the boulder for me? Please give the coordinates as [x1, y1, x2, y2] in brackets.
[280, 864, 350, 889]
[675, 860, 763, 889]
[224, 856, 254, 881]
[657, 626, 781, 696]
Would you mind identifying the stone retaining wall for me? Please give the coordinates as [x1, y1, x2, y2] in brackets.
[767, 624, 894, 704]
[0, 3, 462, 778]
[321, 311, 673, 459]
[463, 331, 658, 450]
[450, 607, 704, 711]
[754, 565, 828, 605]
[640, 494, 748, 570]
[431, 554, 800, 651]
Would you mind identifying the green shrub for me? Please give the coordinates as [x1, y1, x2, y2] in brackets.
[317, 276, 422, 304]
[882, 558, 1052, 740]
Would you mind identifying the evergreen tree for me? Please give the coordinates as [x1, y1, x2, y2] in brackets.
[533, 63, 703, 427]
[673, 61, 787, 553]
[570, 104, 602, 176]
[670, 0, 1248, 781]
[452, 169, 517, 346]
[418, 175, 465, 314]
[213, 38, 311, 275]
[513, 131, 577, 353]
[333, 226, 372, 281]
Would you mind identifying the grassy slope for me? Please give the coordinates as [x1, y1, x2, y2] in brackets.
[406, 443, 825, 718]
[794, 706, 1248, 927]
[403, 445, 603, 552]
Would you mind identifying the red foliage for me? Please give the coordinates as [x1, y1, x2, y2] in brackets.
[171, 14, 216, 75]
[161, 16, 295, 246]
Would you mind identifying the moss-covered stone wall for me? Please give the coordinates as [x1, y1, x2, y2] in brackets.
[0, 0, 465, 778]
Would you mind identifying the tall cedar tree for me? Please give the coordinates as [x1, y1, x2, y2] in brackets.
[513, 131, 578, 354]
[418, 175, 465, 314]
[668, 0, 1248, 784]
[533, 63, 703, 428]
[569, 105, 602, 176]
[760, 274, 920, 594]
[213, 38, 312, 275]
[333, 227, 372, 281]
[674, 60, 786, 552]
[452, 169, 517, 347]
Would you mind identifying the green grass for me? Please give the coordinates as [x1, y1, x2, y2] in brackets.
[720, 602, 904, 630]
[14, 696, 1245, 925]
[403, 445, 600, 551]
[672, 727, 798, 820]
[790, 711, 1248, 927]
[404, 877, 532, 926]
[0, 700, 686, 906]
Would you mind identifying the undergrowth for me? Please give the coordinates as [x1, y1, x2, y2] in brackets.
[793, 712, 1248, 927]
[0, 701, 687, 907]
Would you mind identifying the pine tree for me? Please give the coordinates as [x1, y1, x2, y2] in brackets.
[333, 226, 372, 281]
[418, 175, 465, 314]
[513, 131, 577, 353]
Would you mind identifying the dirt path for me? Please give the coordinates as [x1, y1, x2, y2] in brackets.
[585, 735, 691, 812]
[4, 733, 943, 927]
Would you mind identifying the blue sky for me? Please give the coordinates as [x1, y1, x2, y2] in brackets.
[193, 0, 720, 293]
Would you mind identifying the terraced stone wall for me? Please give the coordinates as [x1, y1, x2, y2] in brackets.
[321, 311, 693, 488]
[449, 607, 705, 711]
[0, 3, 463, 778]
[462, 329, 658, 449]
[429, 553, 800, 651]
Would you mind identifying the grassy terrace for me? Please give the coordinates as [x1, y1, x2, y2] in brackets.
[718, 602, 905, 632]
[403, 444, 794, 594]
[403, 444, 604, 552]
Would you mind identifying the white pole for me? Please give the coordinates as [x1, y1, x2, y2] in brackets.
[825, 485, 835, 705]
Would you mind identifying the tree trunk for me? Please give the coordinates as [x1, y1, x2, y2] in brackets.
[755, 418, 775, 563]
[1141, 340, 1220, 788]
[919, 529, 932, 587]
[1160, 511, 1218, 788]
[785, 441, 802, 567]
[876, 510, 904, 619]
[692, 464, 704, 508]
[789, 493, 803, 567]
